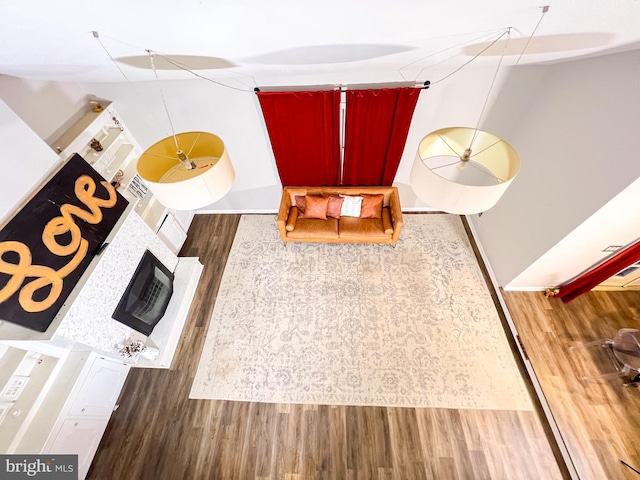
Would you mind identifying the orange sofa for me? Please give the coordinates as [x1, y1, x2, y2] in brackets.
[277, 186, 403, 246]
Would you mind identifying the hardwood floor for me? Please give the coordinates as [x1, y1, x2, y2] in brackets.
[89, 214, 564, 480]
[503, 290, 640, 480]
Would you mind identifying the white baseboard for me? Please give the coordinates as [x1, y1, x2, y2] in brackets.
[196, 209, 278, 215]
[401, 207, 440, 212]
[503, 286, 548, 292]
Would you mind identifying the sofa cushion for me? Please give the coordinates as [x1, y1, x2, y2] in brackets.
[287, 218, 339, 239]
[304, 195, 329, 219]
[360, 194, 384, 218]
[339, 217, 389, 239]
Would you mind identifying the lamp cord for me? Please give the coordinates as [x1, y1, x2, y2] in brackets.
[396, 28, 505, 82]
[429, 29, 510, 87]
[147, 51, 254, 93]
[94, 32, 256, 92]
[470, 5, 549, 149]
[470, 27, 511, 149]
[516, 6, 550, 65]
[93, 32, 132, 88]
[148, 51, 181, 152]
[92, 31, 171, 140]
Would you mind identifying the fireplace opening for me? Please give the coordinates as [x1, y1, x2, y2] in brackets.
[112, 250, 174, 336]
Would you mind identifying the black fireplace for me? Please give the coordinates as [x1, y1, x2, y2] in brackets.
[112, 250, 174, 336]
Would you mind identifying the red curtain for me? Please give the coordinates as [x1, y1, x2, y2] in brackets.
[257, 90, 341, 186]
[557, 241, 640, 303]
[342, 87, 421, 186]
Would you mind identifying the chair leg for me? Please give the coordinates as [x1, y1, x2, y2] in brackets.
[624, 373, 640, 387]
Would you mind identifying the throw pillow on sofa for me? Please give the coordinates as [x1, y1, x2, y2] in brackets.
[304, 195, 329, 219]
[360, 194, 384, 218]
[295, 194, 343, 218]
[325, 194, 344, 218]
[294, 195, 306, 214]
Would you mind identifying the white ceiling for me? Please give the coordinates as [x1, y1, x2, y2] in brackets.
[1, 0, 640, 85]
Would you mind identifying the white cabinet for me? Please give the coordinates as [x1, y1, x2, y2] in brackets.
[44, 418, 108, 478]
[0, 343, 71, 454]
[171, 208, 195, 233]
[64, 355, 129, 418]
[157, 208, 195, 254]
[157, 213, 188, 254]
[0, 343, 129, 480]
[42, 352, 129, 480]
[157, 214, 187, 254]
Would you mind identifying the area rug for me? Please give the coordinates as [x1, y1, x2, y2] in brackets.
[190, 214, 532, 411]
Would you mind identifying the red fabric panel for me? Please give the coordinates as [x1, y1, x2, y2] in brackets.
[257, 90, 341, 186]
[557, 241, 640, 303]
[342, 87, 421, 186]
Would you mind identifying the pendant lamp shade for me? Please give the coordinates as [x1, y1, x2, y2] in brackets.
[410, 127, 520, 215]
[137, 131, 235, 210]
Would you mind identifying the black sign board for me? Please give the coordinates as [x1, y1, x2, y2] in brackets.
[0, 154, 128, 331]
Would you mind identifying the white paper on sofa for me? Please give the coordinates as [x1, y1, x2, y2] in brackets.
[340, 195, 363, 217]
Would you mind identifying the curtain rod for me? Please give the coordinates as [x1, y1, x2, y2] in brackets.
[254, 80, 430, 93]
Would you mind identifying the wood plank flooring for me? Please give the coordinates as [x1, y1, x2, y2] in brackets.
[503, 290, 640, 480]
[88, 214, 564, 479]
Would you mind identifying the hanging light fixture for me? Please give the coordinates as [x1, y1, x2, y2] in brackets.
[136, 52, 235, 210]
[410, 28, 521, 215]
[137, 131, 235, 210]
[410, 126, 520, 214]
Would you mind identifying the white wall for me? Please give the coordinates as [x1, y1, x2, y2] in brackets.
[508, 176, 640, 289]
[0, 99, 60, 223]
[0, 65, 505, 213]
[0, 75, 95, 222]
[0, 75, 88, 144]
[469, 49, 640, 288]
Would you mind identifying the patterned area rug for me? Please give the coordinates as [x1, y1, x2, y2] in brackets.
[190, 214, 532, 410]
